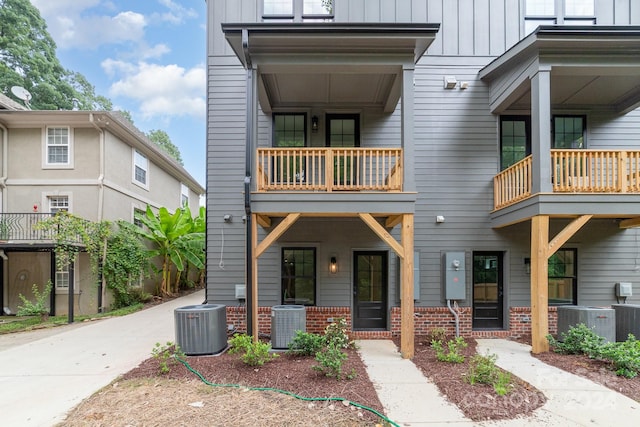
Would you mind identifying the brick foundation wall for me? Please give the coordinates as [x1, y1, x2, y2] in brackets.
[225, 306, 559, 339]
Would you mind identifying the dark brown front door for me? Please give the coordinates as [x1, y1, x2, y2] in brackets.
[353, 251, 387, 330]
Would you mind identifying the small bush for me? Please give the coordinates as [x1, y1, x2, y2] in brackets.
[493, 371, 513, 396]
[431, 336, 467, 363]
[547, 323, 604, 355]
[428, 327, 447, 343]
[228, 333, 278, 366]
[17, 282, 53, 319]
[597, 334, 640, 378]
[313, 341, 355, 380]
[151, 341, 185, 374]
[466, 353, 499, 385]
[324, 317, 353, 349]
[287, 331, 325, 356]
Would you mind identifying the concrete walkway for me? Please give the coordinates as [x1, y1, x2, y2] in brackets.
[358, 339, 640, 427]
[0, 289, 205, 426]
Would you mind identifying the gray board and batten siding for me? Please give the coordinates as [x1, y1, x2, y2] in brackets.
[206, 0, 640, 311]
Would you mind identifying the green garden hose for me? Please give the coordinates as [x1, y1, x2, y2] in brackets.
[176, 357, 400, 427]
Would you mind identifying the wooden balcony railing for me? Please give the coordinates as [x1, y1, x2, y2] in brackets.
[494, 150, 640, 210]
[494, 155, 532, 210]
[257, 147, 403, 192]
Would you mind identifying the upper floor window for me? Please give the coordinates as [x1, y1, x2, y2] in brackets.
[553, 116, 585, 149]
[48, 195, 69, 214]
[133, 150, 148, 188]
[525, 0, 595, 34]
[273, 113, 307, 147]
[44, 126, 72, 168]
[263, 0, 333, 22]
[500, 116, 530, 170]
[181, 183, 189, 207]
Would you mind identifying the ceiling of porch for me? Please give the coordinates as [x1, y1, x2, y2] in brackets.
[222, 23, 440, 113]
[480, 26, 640, 114]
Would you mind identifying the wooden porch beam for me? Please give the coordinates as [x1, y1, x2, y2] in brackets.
[256, 214, 271, 228]
[547, 215, 592, 258]
[620, 217, 640, 229]
[255, 213, 300, 258]
[385, 214, 403, 228]
[400, 214, 415, 359]
[358, 213, 405, 259]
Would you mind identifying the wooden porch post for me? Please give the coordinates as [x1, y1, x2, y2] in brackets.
[530, 215, 549, 353]
[401, 213, 415, 359]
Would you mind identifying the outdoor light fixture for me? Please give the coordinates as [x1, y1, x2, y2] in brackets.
[312, 116, 319, 133]
[330, 256, 337, 274]
[524, 257, 531, 274]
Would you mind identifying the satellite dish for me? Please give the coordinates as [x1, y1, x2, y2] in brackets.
[11, 86, 32, 109]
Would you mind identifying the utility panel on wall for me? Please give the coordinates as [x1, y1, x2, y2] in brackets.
[443, 252, 466, 300]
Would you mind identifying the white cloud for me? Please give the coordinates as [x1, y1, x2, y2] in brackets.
[153, 0, 198, 25]
[106, 61, 205, 120]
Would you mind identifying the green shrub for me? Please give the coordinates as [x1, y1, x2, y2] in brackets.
[312, 341, 355, 380]
[151, 341, 185, 374]
[466, 353, 499, 385]
[493, 370, 513, 396]
[547, 323, 604, 355]
[597, 335, 640, 378]
[17, 282, 53, 320]
[287, 331, 325, 356]
[431, 336, 467, 363]
[324, 317, 353, 349]
[428, 327, 447, 343]
[228, 333, 278, 366]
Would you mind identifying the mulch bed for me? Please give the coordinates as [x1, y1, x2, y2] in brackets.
[400, 336, 547, 422]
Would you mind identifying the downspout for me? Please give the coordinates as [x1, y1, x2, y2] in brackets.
[242, 28, 255, 338]
[89, 114, 106, 312]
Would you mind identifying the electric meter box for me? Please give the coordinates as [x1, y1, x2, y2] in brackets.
[616, 282, 633, 297]
[443, 251, 466, 300]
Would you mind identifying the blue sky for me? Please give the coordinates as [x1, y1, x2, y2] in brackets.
[31, 0, 207, 187]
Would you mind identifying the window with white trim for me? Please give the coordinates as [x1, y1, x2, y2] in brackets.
[133, 150, 148, 187]
[45, 126, 71, 166]
[48, 196, 69, 214]
[263, 0, 333, 21]
[181, 184, 189, 207]
[525, 0, 595, 35]
[133, 208, 145, 228]
[56, 264, 70, 290]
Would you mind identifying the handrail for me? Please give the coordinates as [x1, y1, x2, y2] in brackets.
[0, 213, 84, 242]
[493, 156, 532, 210]
[256, 147, 402, 192]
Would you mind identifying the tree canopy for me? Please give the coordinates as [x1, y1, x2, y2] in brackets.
[147, 129, 184, 165]
[0, 0, 111, 110]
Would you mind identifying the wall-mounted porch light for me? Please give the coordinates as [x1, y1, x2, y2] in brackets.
[330, 256, 337, 274]
[524, 257, 531, 274]
[312, 115, 319, 133]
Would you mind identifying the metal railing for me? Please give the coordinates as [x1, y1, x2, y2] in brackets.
[0, 213, 85, 243]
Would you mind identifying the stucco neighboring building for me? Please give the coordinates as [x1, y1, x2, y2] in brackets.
[0, 96, 204, 316]
[206, 0, 640, 357]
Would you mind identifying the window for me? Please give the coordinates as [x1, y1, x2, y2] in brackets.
[133, 150, 148, 187]
[525, 0, 595, 34]
[133, 208, 145, 228]
[56, 264, 70, 290]
[548, 249, 577, 305]
[553, 116, 585, 149]
[273, 113, 307, 147]
[281, 247, 316, 305]
[45, 126, 72, 167]
[263, 0, 333, 21]
[181, 183, 189, 207]
[500, 116, 531, 170]
[48, 196, 69, 214]
[326, 114, 360, 148]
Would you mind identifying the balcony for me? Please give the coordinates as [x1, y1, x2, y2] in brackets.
[257, 148, 403, 192]
[494, 150, 640, 210]
[0, 213, 85, 244]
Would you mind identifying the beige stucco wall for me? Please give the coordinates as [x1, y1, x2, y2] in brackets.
[4, 252, 50, 314]
[54, 253, 98, 316]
